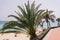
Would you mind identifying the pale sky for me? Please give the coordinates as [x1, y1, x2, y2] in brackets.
[0, 0, 60, 21]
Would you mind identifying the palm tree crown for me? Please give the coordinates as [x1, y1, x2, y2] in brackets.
[56, 18, 60, 26]
[2, 1, 46, 40]
[43, 9, 55, 28]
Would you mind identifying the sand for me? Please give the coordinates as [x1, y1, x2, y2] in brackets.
[1, 27, 60, 40]
[0, 33, 30, 40]
[0, 29, 42, 40]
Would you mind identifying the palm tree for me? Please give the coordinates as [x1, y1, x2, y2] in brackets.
[2, 1, 46, 40]
[43, 9, 55, 28]
[56, 18, 60, 26]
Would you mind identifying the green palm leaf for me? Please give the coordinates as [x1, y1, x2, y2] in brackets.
[1, 1, 48, 40]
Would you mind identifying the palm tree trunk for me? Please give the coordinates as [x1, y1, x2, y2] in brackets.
[47, 22, 50, 28]
[47, 22, 49, 28]
[48, 22, 50, 28]
[58, 22, 60, 26]
[58, 22, 59, 26]
[59, 22, 60, 26]
[30, 34, 39, 40]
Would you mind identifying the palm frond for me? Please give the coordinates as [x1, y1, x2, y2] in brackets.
[15, 11, 23, 18]
[31, 1, 35, 10]
[8, 15, 21, 21]
[56, 18, 60, 22]
[35, 10, 45, 25]
[18, 6, 28, 19]
[2, 21, 26, 31]
[35, 4, 41, 12]
[49, 15, 56, 22]
[48, 11, 54, 14]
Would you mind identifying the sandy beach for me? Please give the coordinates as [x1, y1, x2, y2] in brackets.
[0, 29, 42, 40]
[0, 33, 30, 40]
[0, 27, 60, 40]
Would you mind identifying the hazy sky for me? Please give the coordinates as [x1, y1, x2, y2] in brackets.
[0, 0, 60, 21]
